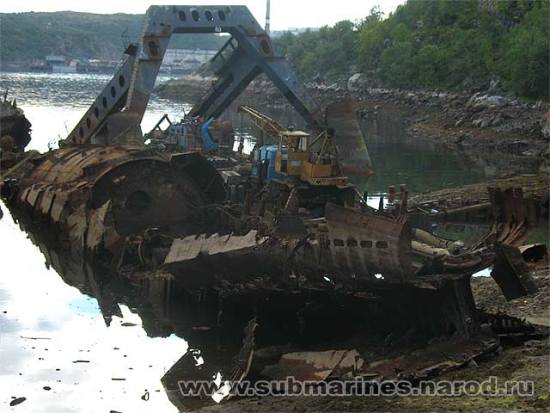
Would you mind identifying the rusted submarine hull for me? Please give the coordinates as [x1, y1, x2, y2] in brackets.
[2, 140, 545, 411]
[2, 145, 226, 263]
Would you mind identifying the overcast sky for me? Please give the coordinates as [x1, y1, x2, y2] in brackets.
[0, 0, 405, 30]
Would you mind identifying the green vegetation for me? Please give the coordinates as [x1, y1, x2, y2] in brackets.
[0, 11, 226, 65]
[274, 0, 549, 100]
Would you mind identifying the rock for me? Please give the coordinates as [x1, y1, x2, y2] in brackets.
[521, 149, 539, 157]
[504, 140, 530, 154]
[469, 94, 507, 108]
[488, 79, 500, 93]
[484, 95, 506, 107]
[347, 73, 367, 92]
[466, 92, 480, 108]
[480, 118, 491, 128]
[491, 114, 502, 126]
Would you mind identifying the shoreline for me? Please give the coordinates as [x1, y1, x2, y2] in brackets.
[155, 76, 549, 176]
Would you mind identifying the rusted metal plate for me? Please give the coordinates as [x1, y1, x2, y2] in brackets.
[18, 186, 31, 204]
[320, 203, 412, 280]
[361, 334, 499, 380]
[8, 145, 227, 259]
[164, 231, 265, 264]
[50, 191, 69, 222]
[86, 201, 111, 251]
[66, 205, 87, 248]
[25, 184, 47, 208]
[38, 187, 55, 216]
[491, 243, 539, 300]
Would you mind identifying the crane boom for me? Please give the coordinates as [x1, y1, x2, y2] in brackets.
[237, 105, 285, 141]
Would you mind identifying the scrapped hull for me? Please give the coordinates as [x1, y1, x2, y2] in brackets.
[3, 145, 225, 261]
[0, 99, 32, 152]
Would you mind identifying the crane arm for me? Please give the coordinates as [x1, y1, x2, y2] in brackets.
[237, 105, 286, 141]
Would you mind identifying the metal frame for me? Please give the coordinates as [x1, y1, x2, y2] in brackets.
[65, 5, 322, 146]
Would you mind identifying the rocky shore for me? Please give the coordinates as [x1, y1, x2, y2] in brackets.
[155, 75, 550, 175]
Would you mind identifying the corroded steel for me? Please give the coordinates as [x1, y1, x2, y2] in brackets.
[301, 203, 412, 281]
[7, 145, 225, 256]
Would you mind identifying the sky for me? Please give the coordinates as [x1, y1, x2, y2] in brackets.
[0, 0, 405, 31]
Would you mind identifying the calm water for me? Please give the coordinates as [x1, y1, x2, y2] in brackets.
[0, 72, 491, 412]
[0, 205, 185, 412]
[358, 111, 489, 194]
[0, 72, 190, 152]
[0, 72, 193, 412]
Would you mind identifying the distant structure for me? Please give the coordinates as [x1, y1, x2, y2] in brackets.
[43, 55, 77, 73]
[265, 0, 271, 35]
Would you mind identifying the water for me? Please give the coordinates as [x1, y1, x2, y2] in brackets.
[0, 72, 493, 411]
[0, 72, 189, 152]
[359, 111, 488, 194]
[0, 205, 185, 412]
[0, 72, 193, 412]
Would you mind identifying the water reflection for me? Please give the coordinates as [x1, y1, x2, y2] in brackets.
[0, 72, 189, 152]
[0, 202, 183, 412]
[357, 111, 488, 194]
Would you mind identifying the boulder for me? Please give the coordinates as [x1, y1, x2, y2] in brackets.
[347, 73, 367, 92]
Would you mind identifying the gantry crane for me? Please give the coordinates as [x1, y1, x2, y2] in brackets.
[61, 5, 372, 177]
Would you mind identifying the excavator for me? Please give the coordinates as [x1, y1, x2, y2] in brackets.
[60, 4, 372, 178]
[238, 105, 349, 187]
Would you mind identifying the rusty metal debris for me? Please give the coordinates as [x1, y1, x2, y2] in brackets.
[492, 244, 539, 300]
[260, 349, 364, 382]
[5, 187, 547, 410]
[406, 174, 549, 224]
[0, 91, 31, 152]
[1, 145, 225, 264]
[3, 107, 546, 410]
